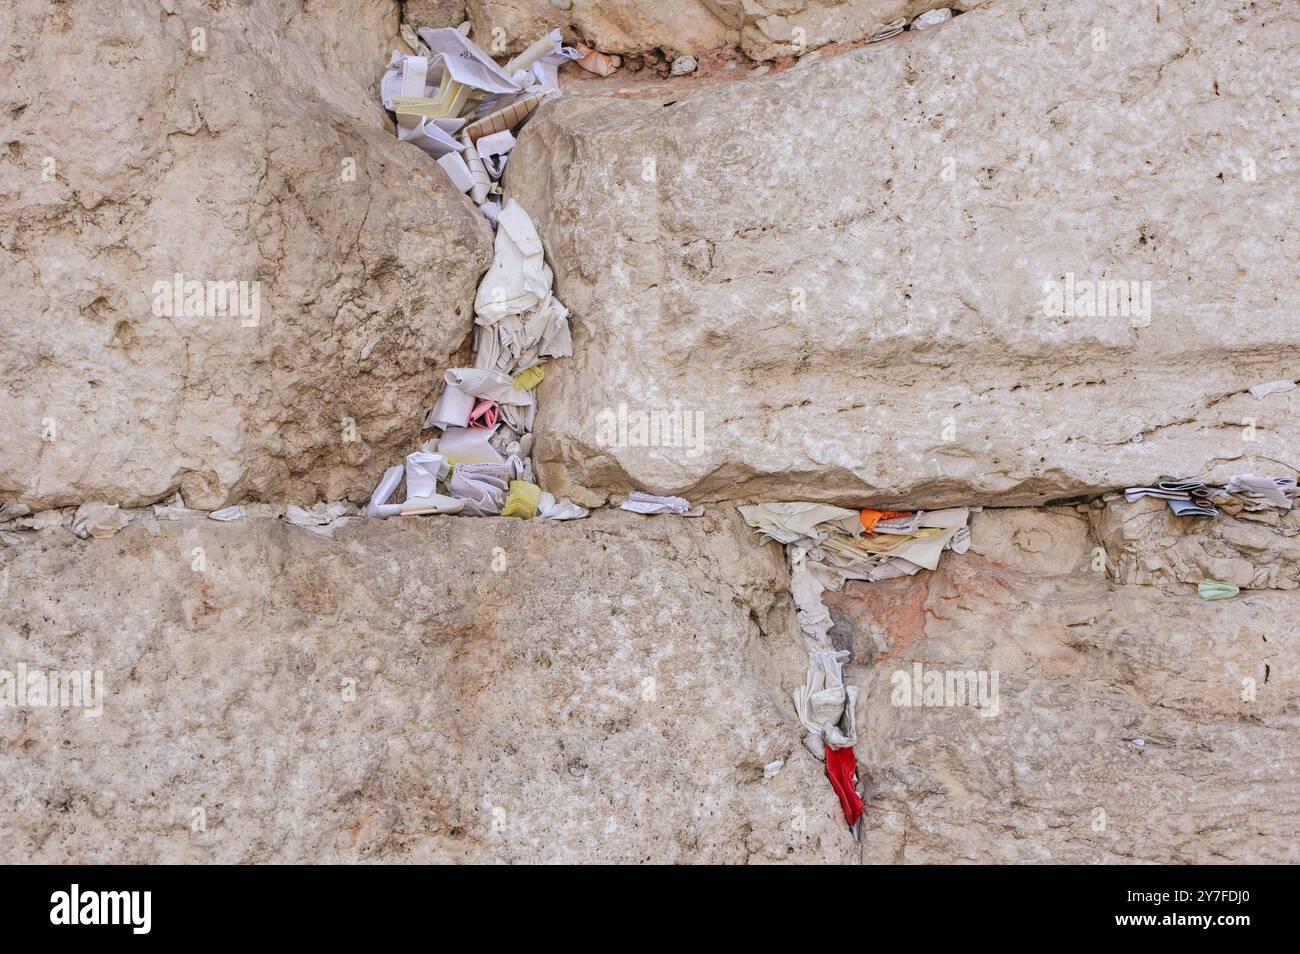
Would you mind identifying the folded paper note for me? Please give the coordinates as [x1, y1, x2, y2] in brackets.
[1225, 474, 1296, 510]
[424, 384, 475, 429]
[793, 649, 858, 756]
[1248, 379, 1296, 398]
[405, 451, 448, 499]
[1198, 579, 1240, 600]
[621, 492, 694, 515]
[916, 508, 971, 530]
[436, 150, 475, 192]
[1124, 479, 1208, 502]
[538, 491, 588, 520]
[380, 53, 429, 110]
[437, 426, 505, 465]
[445, 367, 535, 406]
[739, 502, 861, 543]
[500, 479, 541, 518]
[867, 18, 907, 42]
[396, 116, 463, 158]
[476, 128, 516, 179]
[1169, 497, 1218, 517]
[417, 27, 524, 96]
[446, 461, 511, 516]
[474, 199, 552, 322]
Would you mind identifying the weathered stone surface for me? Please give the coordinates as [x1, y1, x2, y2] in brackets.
[737, 0, 969, 61]
[403, 0, 468, 31]
[1092, 495, 1300, 590]
[0, 512, 848, 863]
[456, 0, 967, 61]
[465, 0, 734, 59]
[6, 0, 1299, 869]
[4, 499, 1296, 863]
[820, 510, 1300, 863]
[509, 0, 1300, 508]
[967, 506, 1092, 577]
[0, 0, 493, 511]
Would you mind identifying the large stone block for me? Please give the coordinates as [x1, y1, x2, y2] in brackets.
[0, 0, 493, 510]
[464, 0, 734, 58]
[1091, 495, 1300, 590]
[508, 0, 1300, 508]
[819, 511, 1300, 863]
[456, 0, 967, 61]
[0, 512, 847, 863]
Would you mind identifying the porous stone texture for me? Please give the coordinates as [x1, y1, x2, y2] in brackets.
[403, 0, 468, 31]
[0, 0, 493, 512]
[453, 0, 968, 61]
[464, 0, 733, 59]
[821, 507, 1300, 863]
[6, 0, 1299, 868]
[509, 0, 1300, 508]
[5, 502, 1295, 863]
[734, 0, 969, 61]
[1091, 495, 1300, 591]
[0, 512, 848, 863]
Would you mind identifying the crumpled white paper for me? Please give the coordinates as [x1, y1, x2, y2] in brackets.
[793, 649, 858, 759]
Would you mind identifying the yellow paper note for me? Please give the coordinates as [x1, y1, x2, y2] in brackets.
[513, 364, 546, 391]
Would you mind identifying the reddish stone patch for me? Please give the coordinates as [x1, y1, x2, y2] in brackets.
[823, 574, 930, 663]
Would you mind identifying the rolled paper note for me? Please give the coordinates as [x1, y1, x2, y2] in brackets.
[364, 464, 405, 518]
[459, 131, 491, 204]
[1198, 579, 1240, 600]
[465, 93, 545, 143]
[867, 18, 907, 42]
[505, 32, 558, 75]
[573, 46, 619, 77]
[468, 398, 499, 429]
[1168, 498, 1217, 517]
[398, 493, 466, 516]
